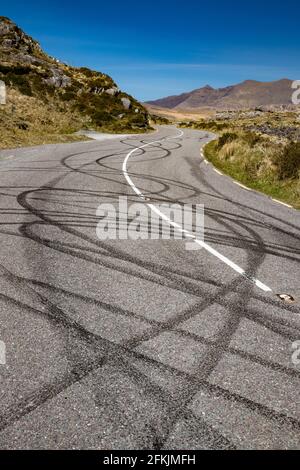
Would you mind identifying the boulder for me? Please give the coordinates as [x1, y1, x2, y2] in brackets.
[44, 68, 71, 88]
[121, 97, 131, 110]
[105, 86, 119, 96]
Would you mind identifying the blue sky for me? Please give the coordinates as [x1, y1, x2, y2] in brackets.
[2, 0, 300, 100]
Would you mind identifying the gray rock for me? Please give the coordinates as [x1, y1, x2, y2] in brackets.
[105, 87, 119, 96]
[14, 53, 43, 65]
[44, 68, 71, 88]
[121, 97, 131, 110]
[0, 23, 41, 54]
[0, 22, 12, 36]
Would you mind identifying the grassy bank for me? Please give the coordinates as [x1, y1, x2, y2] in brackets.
[204, 132, 300, 209]
[180, 109, 300, 208]
[0, 88, 152, 150]
[0, 88, 89, 149]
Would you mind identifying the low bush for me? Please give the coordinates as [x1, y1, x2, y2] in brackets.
[90, 110, 112, 125]
[273, 142, 300, 180]
[242, 131, 261, 147]
[2, 73, 32, 95]
[217, 132, 238, 148]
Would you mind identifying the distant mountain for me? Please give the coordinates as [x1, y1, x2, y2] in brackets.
[147, 79, 295, 110]
[0, 16, 149, 136]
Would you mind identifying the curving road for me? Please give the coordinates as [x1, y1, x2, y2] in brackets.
[0, 125, 299, 449]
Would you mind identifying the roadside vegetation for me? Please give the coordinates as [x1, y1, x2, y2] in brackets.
[0, 66, 151, 149]
[149, 114, 171, 125]
[181, 110, 300, 208]
[0, 88, 90, 149]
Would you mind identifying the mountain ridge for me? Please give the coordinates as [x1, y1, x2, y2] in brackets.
[147, 79, 295, 110]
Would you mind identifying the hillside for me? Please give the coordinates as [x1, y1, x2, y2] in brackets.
[147, 79, 295, 110]
[0, 17, 149, 148]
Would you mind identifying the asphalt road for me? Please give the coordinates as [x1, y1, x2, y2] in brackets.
[0, 125, 299, 449]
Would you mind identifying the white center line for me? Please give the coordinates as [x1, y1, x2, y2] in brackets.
[122, 129, 272, 293]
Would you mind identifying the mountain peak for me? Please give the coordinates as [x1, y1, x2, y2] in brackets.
[0, 16, 43, 58]
[0, 16, 15, 24]
[147, 79, 296, 110]
[240, 79, 259, 85]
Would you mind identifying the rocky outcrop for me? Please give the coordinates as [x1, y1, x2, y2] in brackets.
[105, 86, 120, 96]
[121, 97, 131, 109]
[0, 16, 149, 132]
[0, 16, 42, 55]
[247, 124, 300, 141]
[44, 67, 71, 88]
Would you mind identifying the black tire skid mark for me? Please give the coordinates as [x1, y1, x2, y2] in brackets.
[1, 130, 298, 446]
[0, 270, 236, 449]
[158, 198, 268, 445]
[0, 134, 239, 446]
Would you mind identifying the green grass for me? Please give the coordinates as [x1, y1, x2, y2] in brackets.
[204, 140, 300, 209]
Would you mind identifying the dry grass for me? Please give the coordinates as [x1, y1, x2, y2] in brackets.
[0, 88, 90, 149]
[181, 110, 300, 207]
[204, 132, 300, 209]
[145, 104, 214, 122]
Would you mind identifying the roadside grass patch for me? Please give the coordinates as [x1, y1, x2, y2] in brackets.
[204, 137, 300, 209]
